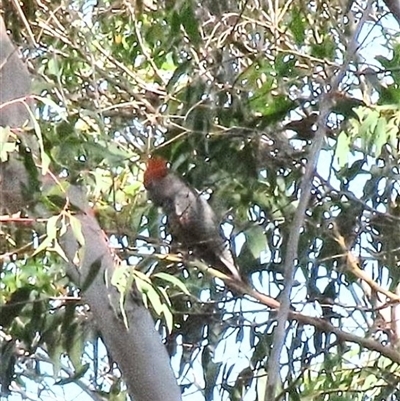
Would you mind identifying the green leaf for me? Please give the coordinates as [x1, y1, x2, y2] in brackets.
[47, 57, 60, 77]
[47, 215, 60, 238]
[56, 364, 89, 385]
[25, 105, 50, 175]
[135, 273, 174, 331]
[32, 215, 60, 256]
[181, 4, 201, 46]
[335, 131, 351, 167]
[289, 7, 306, 45]
[48, 342, 63, 378]
[373, 116, 387, 156]
[52, 240, 69, 262]
[68, 344, 87, 376]
[138, 279, 162, 312]
[111, 266, 129, 294]
[0, 286, 34, 327]
[153, 272, 190, 295]
[161, 302, 174, 333]
[244, 226, 267, 259]
[170, 11, 181, 38]
[69, 215, 85, 247]
[359, 109, 379, 151]
[166, 59, 191, 92]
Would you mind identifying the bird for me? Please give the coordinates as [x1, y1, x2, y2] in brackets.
[144, 156, 241, 281]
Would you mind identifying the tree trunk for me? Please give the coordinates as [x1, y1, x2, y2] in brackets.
[0, 16, 181, 401]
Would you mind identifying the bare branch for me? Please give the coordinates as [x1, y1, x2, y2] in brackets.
[265, 1, 376, 399]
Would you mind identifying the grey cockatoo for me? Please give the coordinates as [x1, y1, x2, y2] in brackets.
[144, 157, 241, 281]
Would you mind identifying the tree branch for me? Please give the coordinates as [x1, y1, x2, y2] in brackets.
[383, 0, 400, 25]
[265, 1, 375, 399]
[225, 281, 400, 365]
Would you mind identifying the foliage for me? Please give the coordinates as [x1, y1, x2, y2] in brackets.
[1, 0, 400, 400]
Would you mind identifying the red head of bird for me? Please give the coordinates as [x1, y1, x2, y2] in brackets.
[144, 156, 169, 189]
